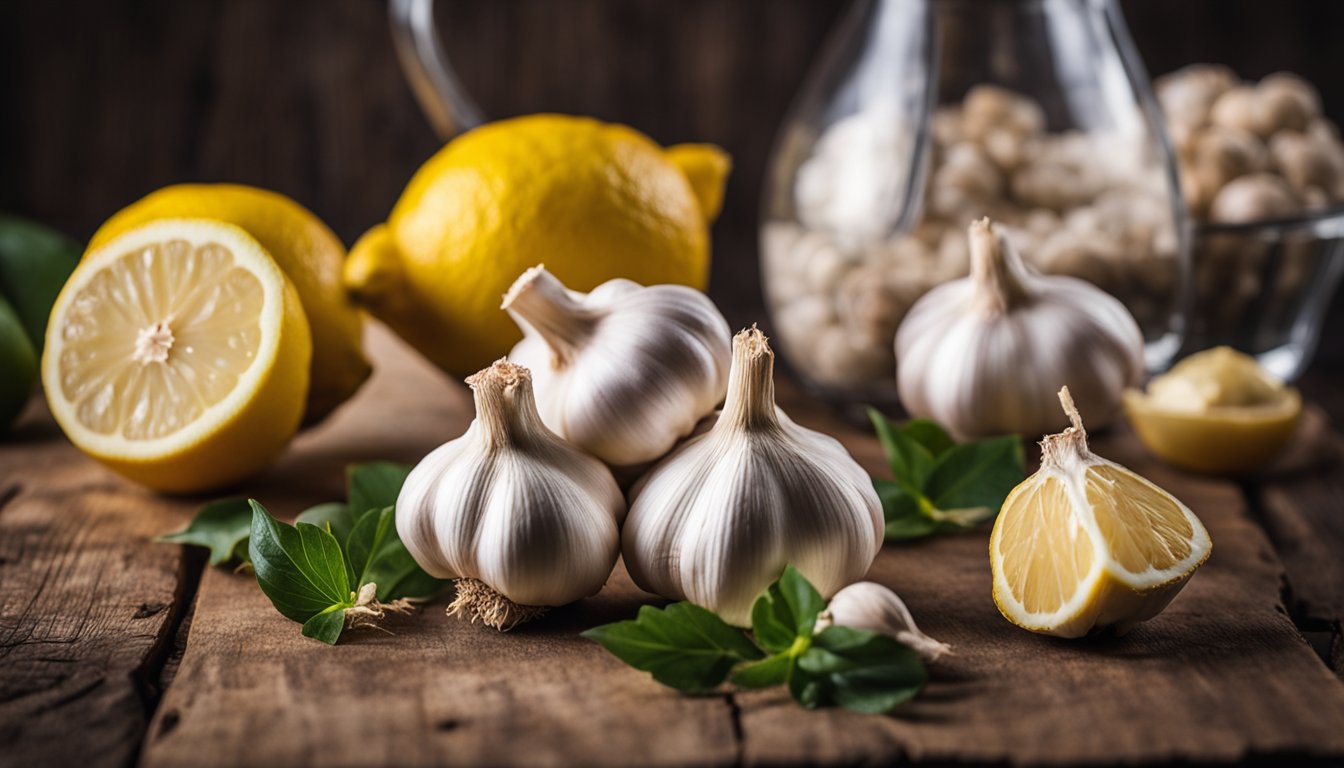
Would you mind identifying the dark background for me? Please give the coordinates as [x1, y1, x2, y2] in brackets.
[3, 0, 1342, 370]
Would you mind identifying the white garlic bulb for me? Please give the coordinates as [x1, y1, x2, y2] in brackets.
[820, 582, 951, 662]
[896, 218, 1144, 440]
[503, 265, 732, 467]
[396, 359, 626, 630]
[622, 327, 884, 627]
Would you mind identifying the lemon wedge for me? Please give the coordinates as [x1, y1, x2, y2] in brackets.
[43, 219, 311, 493]
[990, 387, 1211, 638]
[1124, 347, 1301, 474]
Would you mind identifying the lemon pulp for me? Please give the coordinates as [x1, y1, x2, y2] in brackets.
[44, 219, 311, 492]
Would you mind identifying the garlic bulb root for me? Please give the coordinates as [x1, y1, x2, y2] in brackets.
[896, 218, 1145, 440]
[821, 581, 951, 662]
[447, 578, 549, 631]
[396, 359, 626, 631]
[503, 265, 732, 467]
[622, 326, 884, 627]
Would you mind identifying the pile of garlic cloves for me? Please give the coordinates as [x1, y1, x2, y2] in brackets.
[395, 267, 886, 631]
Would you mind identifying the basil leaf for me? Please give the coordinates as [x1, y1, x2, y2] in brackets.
[867, 408, 935, 488]
[583, 602, 764, 692]
[346, 507, 394, 586]
[750, 565, 825, 653]
[730, 653, 793, 689]
[248, 501, 353, 626]
[793, 626, 927, 714]
[158, 498, 253, 565]
[924, 436, 1024, 517]
[347, 462, 412, 516]
[901, 419, 954, 459]
[295, 502, 356, 546]
[302, 605, 348, 645]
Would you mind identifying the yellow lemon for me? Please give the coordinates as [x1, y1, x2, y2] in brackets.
[346, 114, 730, 376]
[990, 388, 1211, 638]
[44, 220, 311, 493]
[89, 184, 368, 423]
[1124, 346, 1301, 474]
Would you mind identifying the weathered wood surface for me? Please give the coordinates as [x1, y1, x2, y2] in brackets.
[0, 401, 195, 768]
[118, 325, 1344, 767]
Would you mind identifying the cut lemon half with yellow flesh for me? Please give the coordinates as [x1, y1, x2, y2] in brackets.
[1124, 346, 1302, 474]
[42, 219, 311, 493]
[990, 388, 1211, 638]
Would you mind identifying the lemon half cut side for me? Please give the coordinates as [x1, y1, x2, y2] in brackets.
[990, 387, 1212, 638]
[43, 219, 311, 493]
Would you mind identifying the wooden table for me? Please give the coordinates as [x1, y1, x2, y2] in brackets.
[4, 324, 1344, 767]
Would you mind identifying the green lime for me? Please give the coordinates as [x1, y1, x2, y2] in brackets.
[0, 215, 80, 351]
[0, 292, 37, 432]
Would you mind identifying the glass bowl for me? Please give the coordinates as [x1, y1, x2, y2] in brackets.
[1183, 206, 1344, 382]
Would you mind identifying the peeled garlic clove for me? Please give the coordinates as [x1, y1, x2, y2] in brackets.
[396, 360, 626, 631]
[822, 582, 951, 662]
[503, 265, 732, 467]
[622, 326, 884, 627]
[896, 218, 1144, 440]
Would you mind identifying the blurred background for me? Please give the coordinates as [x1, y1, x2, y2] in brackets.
[3, 0, 1342, 369]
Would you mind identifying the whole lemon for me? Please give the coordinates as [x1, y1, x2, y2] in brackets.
[346, 114, 730, 376]
[88, 184, 370, 424]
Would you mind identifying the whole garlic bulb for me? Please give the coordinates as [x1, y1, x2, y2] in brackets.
[896, 218, 1144, 440]
[622, 326, 883, 627]
[396, 359, 626, 630]
[820, 582, 951, 662]
[503, 265, 732, 467]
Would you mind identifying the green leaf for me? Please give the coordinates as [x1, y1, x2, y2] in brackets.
[347, 462, 412, 516]
[874, 480, 938, 541]
[750, 565, 826, 653]
[248, 501, 353, 626]
[295, 502, 356, 547]
[792, 626, 928, 714]
[301, 605, 348, 645]
[867, 408, 935, 488]
[730, 653, 793, 689]
[901, 419, 954, 458]
[923, 436, 1024, 522]
[582, 602, 764, 693]
[343, 505, 448, 601]
[346, 507, 394, 586]
[158, 498, 253, 565]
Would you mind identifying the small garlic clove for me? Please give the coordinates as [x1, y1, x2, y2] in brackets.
[825, 581, 952, 662]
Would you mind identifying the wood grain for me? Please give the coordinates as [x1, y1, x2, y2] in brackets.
[132, 325, 1344, 767]
[0, 401, 195, 768]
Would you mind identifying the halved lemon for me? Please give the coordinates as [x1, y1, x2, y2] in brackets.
[42, 219, 311, 493]
[990, 388, 1212, 638]
[1124, 347, 1301, 474]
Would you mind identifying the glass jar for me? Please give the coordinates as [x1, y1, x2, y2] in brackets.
[760, 0, 1186, 408]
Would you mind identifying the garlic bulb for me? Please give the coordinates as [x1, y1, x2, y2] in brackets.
[820, 582, 951, 662]
[395, 359, 626, 630]
[622, 326, 884, 627]
[896, 218, 1144, 440]
[503, 265, 732, 467]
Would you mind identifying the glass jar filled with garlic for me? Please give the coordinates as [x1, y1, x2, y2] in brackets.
[761, 0, 1184, 405]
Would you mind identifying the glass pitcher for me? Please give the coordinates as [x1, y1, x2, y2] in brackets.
[760, 0, 1186, 408]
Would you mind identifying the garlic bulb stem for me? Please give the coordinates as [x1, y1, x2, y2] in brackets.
[465, 361, 548, 451]
[719, 326, 779, 430]
[1040, 386, 1089, 467]
[501, 265, 597, 364]
[969, 217, 1029, 314]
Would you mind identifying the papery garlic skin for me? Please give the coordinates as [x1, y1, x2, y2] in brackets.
[503, 265, 732, 467]
[896, 218, 1144, 440]
[396, 360, 625, 626]
[822, 582, 951, 662]
[622, 327, 883, 627]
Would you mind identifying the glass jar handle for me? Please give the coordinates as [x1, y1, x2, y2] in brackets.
[388, 0, 485, 140]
